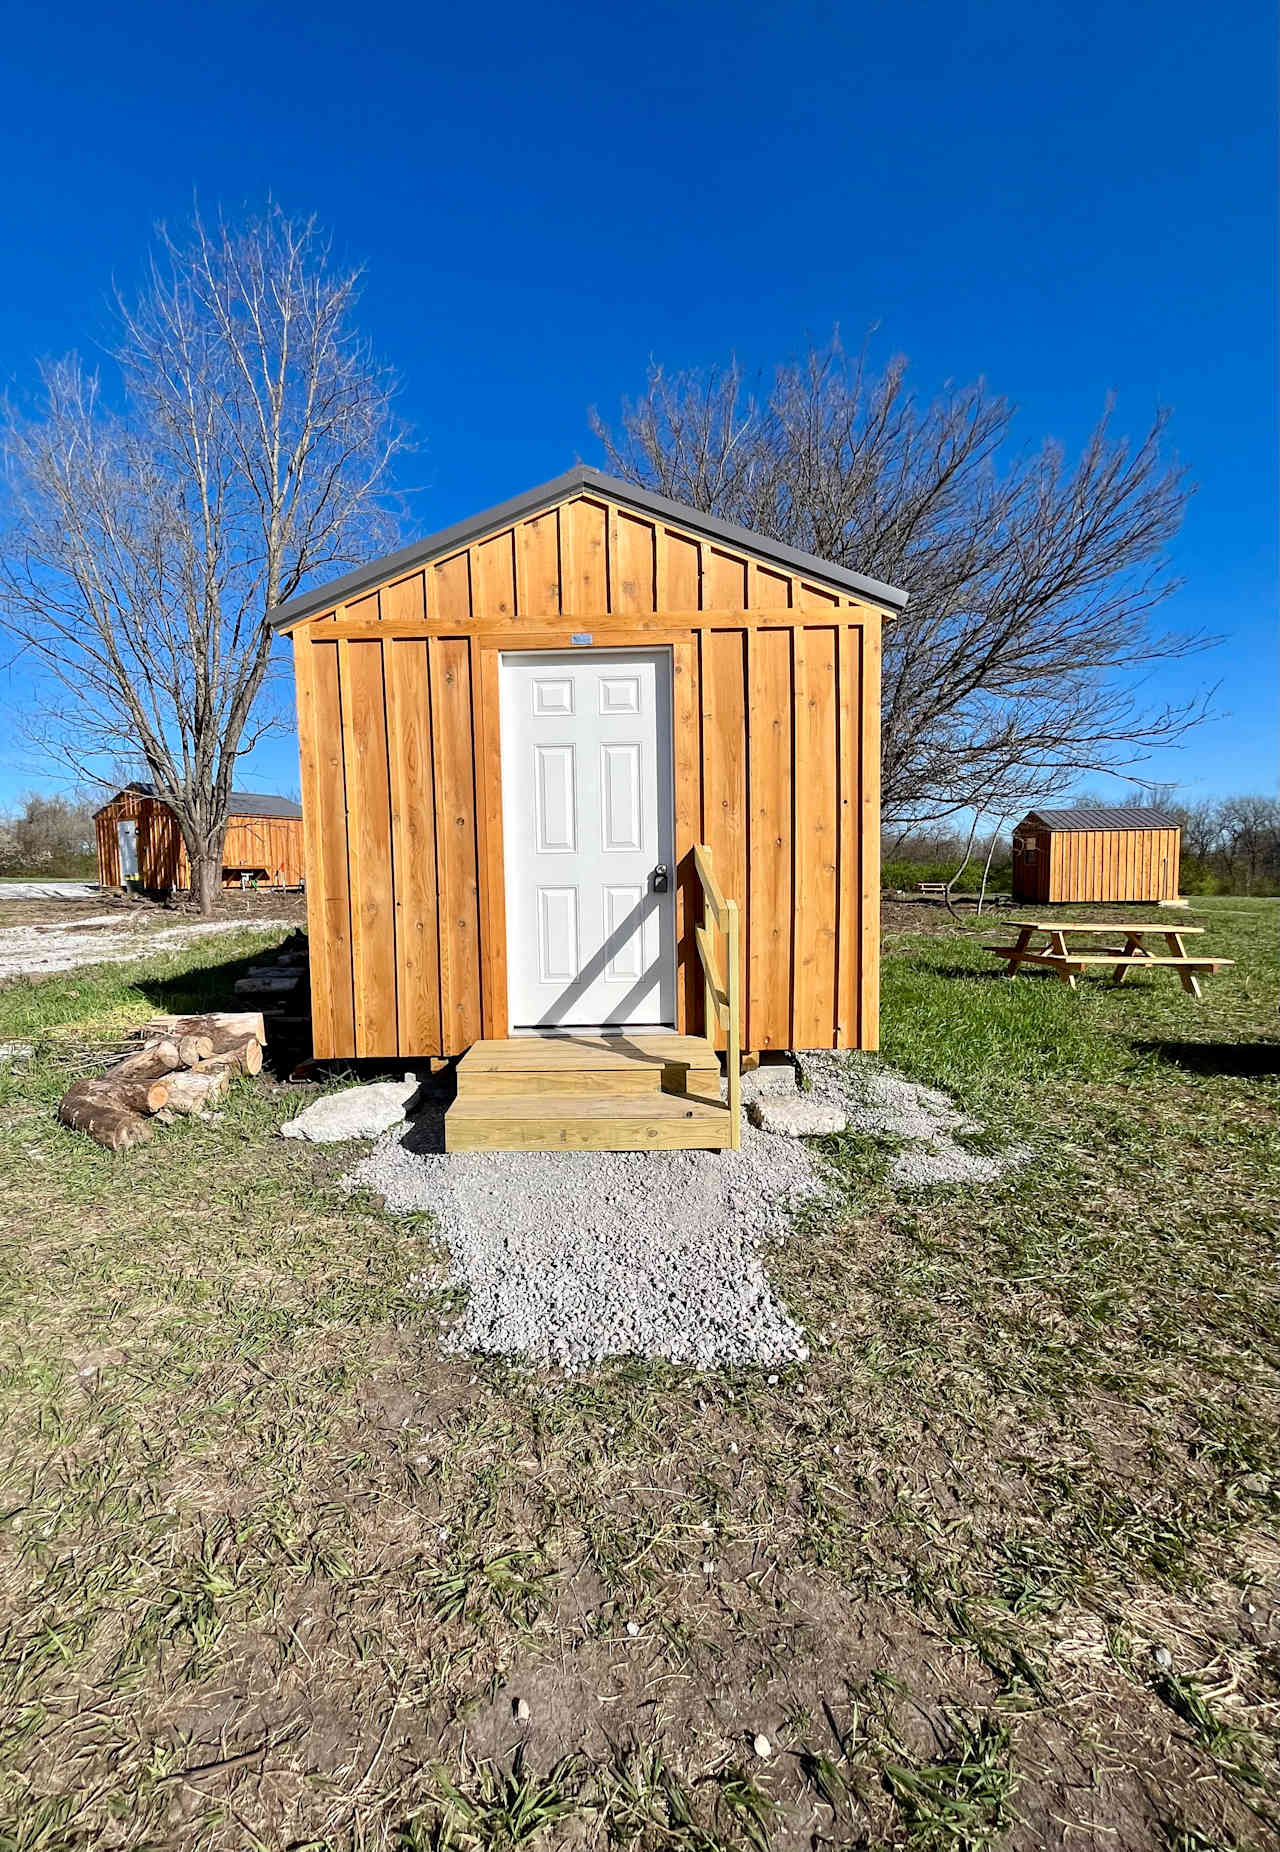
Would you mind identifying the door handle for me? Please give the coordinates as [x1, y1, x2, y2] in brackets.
[652, 864, 670, 893]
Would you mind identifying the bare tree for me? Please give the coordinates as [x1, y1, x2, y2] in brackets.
[592, 338, 1210, 825]
[1176, 795, 1226, 864]
[1217, 794, 1280, 895]
[0, 204, 404, 910]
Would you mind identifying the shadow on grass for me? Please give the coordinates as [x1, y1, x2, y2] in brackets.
[1133, 1040, 1280, 1079]
[136, 932, 309, 1080]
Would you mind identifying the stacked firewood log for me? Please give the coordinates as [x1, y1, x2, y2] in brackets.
[59, 1012, 266, 1151]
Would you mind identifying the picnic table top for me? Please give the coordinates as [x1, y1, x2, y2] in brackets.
[1010, 919, 1204, 934]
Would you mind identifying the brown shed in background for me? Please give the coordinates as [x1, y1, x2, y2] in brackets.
[95, 785, 304, 891]
[270, 466, 907, 1062]
[1011, 806, 1181, 905]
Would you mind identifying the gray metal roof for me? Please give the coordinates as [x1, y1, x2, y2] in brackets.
[99, 784, 302, 820]
[268, 465, 910, 630]
[1020, 806, 1179, 833]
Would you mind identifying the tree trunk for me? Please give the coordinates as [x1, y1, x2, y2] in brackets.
[191, 848, 221, 916]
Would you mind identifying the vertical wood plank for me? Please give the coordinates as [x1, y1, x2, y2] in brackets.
[382, 573, 426, 625]
[614, 511, 657, 613]
[859, 617, 882, 1050]
[518, 512, 562, 619]
[606, 503, 620, 612]
[836, 623, 858, 1047]
[702, 629, 748, 1048]
[705, 548, 748, 610]
[672, 637, 701, 1036]
[567, 499, 608, 614]
[664, 532, 700, 607]
[473, 643, 508, 1038]
[385, 637, 442, 1054]
[474, 531, 517, 619]
[432, 552, 473, 622]
[792, 625, 839, 1046]
[748, 625, 793, 1050]
[431, 636, 483, 1052]
[311, 640, 356, 1057]
[343, 638, 398, 1056]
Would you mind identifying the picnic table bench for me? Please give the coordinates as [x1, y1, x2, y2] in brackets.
[983, 920, 1234, 998]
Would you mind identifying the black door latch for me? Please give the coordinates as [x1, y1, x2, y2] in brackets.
[652, 864, 670, 893]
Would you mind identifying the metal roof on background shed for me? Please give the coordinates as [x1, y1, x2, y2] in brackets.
[267, 465, 910, 630]
[1021, 806, 1179, 833]
[96, 784, 302, 820]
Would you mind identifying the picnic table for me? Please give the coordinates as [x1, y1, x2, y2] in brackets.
[983, 919, 1233, 998]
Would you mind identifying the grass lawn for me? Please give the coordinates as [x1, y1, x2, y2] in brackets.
[0, 899, 1276, 1851]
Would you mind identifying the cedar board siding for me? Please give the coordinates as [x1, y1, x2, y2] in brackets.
[1012, 825, 1181, 905]
[96, 792, 304, 889]
[290, 490, 885, 1059]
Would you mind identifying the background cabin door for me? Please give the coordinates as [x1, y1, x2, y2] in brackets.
[116, 819, 139, 882]
[500, 648, 677, 1030]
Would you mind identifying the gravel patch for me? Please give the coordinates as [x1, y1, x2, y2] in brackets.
[343, 1102, 823, 1369]
[339, 1050, 1026, 1370]
[0, 915, 293, 980]
[798, 1050, 1029, 1188]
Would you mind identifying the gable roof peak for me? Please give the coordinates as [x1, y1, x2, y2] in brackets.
[268, 464, 909, 631]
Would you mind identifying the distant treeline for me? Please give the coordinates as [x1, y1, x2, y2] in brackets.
[0, 793, 97, 878]
[885, 793, 1280, 897]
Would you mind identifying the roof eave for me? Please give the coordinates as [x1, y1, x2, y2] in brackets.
[268, 465, 909, 632]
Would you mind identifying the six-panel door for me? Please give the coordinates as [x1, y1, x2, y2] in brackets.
[499, 649, 677, 1029]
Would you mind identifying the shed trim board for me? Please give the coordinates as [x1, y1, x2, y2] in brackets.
[283, 476, 895, 1061]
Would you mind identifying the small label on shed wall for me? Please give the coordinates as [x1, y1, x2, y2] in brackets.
[571, 632, 593, 645]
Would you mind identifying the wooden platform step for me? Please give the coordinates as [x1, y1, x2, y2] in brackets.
[446, 1033, 728, 1152]
[455, 1034, 718, 1099]
[446, 1090, 733, 1152]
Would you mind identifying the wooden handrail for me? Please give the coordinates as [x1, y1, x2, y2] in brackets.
[691, 844, 741, 1150]
[692, 844, 730, 930]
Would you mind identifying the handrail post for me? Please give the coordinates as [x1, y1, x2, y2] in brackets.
[692, 842, 741, 1152]
[701, 845, 717, 1049]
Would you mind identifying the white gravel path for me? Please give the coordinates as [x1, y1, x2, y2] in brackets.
[340, 1052, 1027, 1370]
[0, 915, 293, 980]
[344, 1103, 825, 1369]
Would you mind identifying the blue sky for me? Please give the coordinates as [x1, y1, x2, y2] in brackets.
[0, 0, 1273, 810]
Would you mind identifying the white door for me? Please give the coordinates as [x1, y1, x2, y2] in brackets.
[500, 649, 677, 1030]
[116, 819, 139, 881]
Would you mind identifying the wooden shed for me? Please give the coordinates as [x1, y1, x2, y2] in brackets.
[95, 785, 305, 891]
[271, 467, 907, 1150]
[1011, 806, 1181, 905]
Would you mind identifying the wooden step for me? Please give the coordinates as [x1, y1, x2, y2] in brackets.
[458, 1064, 667, 1098]
[445, 1089, 733, 1153]
[456, 1033, 719, 1098]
